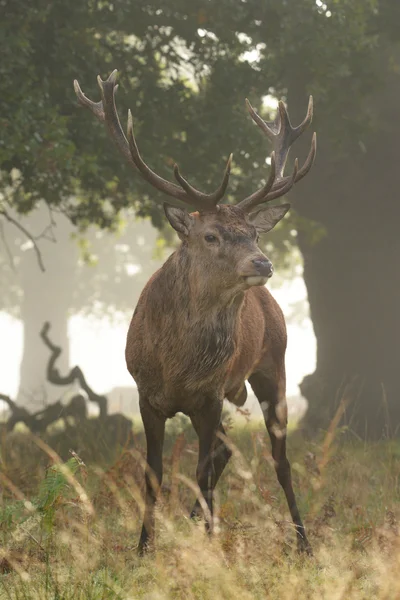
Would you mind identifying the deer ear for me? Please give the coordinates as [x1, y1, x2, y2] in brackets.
[164, 203, 193, 238]
[248, 203, 291, 234]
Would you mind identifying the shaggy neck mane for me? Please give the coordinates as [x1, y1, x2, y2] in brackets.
[149, 245, 245, 382]
[163, 244, 244, 317]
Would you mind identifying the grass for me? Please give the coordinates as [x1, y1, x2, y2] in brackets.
[1, 414, 400, 599]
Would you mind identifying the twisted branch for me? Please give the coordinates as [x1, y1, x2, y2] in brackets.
[40, 322, 108, 419]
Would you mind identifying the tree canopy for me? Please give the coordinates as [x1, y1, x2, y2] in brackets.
[0, 0, 274, 231]
[2, 0, 389, 231]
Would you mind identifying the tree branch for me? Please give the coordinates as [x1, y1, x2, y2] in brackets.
[0, 394, 16, 410]
[40, 322, 108, 419]
[0, 393, 36, 431]
[0, 221, 16, 271]
[0, 208, 45, 272]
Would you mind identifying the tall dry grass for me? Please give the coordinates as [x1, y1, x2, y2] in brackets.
[1, 415, 399, 599]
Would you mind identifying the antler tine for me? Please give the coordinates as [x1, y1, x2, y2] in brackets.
[273, 131, 317, 190]
[263, 158, 299, 203]
[237, 152, 276, 213]
[74, 71, 232, 212]
[240, 158, 299, 214]
[245, 96, 313, 178]
[126, 109, 191, 203]
[173, 153, 233, 206]
[75, 70, 135, 169]
[96, 70, 134, 166]
[74, 78, 106, 123]
[237, 96, 316, 213]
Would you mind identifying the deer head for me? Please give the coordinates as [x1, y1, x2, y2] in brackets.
[74, 71, 316, 290]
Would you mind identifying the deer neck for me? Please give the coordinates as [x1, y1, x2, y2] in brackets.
[170, 246, 245, 320]
[155, 248, 244, 388]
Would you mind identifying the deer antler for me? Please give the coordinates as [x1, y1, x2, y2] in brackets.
[74, 70, 232, 212]
[237, 97, 316, 213]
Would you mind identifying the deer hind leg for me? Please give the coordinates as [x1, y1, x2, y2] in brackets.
[189, 420, 232, 520]
[189, 401, 228, 531]
[249, 371, 312, 554]
[138, 400, 166, 555]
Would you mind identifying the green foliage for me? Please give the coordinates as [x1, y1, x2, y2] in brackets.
[0, 500, 27, 536]
[2, 0, 390, 228]
[2, 0, 397, 242]
[36, 454, 83, 532]
[0, 454, 86, 577]
[0, 0, 271, 229]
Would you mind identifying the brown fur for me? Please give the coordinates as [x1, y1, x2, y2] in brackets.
[126, 268, 285, 413]
[125, 204, 311, 555]
[126, 206, 284, 413]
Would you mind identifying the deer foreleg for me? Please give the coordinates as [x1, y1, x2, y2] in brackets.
[138, 400, 166, 555]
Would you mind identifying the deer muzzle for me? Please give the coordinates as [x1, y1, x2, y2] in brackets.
[241, 258, 274, 287]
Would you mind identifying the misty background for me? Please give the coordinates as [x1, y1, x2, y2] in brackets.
[0, 205, 314, 420]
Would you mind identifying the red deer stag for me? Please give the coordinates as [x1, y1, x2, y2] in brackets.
[74, 70, 316, 555]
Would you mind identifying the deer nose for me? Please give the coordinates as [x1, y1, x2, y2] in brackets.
[252, 258, 274, 278]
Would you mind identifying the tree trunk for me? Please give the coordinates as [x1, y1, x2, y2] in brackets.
[17, 208, 76, 411]
[297, 215, 400, 440]
[292, 66, 400, 439]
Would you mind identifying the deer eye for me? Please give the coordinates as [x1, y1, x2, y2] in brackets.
[204, 234, 217, 243]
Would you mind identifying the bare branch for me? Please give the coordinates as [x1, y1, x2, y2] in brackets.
[0, 393, 36, 432]
[39, 206, 57, 243]
[0, 208, 45, 272]
[0, 220, 15, 271]
[40, 322, 108, 419]
[0, 393, 16, 410]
